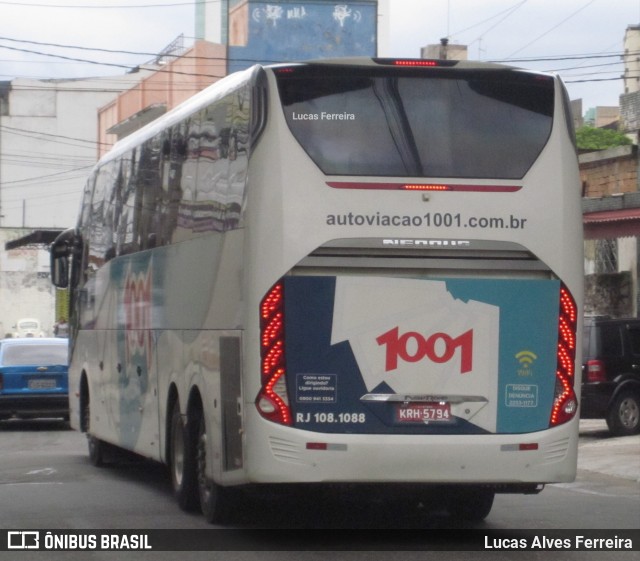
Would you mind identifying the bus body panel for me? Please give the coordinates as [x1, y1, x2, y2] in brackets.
[70, 230, 246, 473]
[243, 418, 578, 484]
[281, 275, 560, 436]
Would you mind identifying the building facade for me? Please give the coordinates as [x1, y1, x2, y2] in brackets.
[582, 146, 640, 317]
[0, 73, 150, 333]
[98, 41, 227, 156]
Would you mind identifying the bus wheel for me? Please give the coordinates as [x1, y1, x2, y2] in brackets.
[169, 402, 199, 511]
[447, 487, 495, 521]
[196, 412, 233, 524]
[87, 434, 107, 467]
[84, 390, 108, 467]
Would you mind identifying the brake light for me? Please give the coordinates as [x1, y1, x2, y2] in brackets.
[373, 58, 458, 68]
[586, 360, 607, 383]
[550, 285, 579, 426]
[394, 60, 439, 67]
[326, 181, 521, 192]
[256, 281, 292, 425]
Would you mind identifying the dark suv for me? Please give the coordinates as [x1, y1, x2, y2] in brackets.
[581, 317, 640, 436]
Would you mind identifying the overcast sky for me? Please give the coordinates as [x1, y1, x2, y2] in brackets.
[0, 0, 638, 110]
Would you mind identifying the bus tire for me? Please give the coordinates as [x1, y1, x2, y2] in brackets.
[83, 387, 110, 467]
[196, 412, 234, 524]
[169, 401, 200, 511]
[87, 434, 108, 467]
[606, 389, 640, 436]
[447, 487, 495, 521]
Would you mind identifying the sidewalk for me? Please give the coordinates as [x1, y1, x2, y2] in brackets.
[577, 419, 640, 483]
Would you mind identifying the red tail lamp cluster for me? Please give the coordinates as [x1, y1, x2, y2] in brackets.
[550, 285, 579, 427]
[256, 281, 292, 425]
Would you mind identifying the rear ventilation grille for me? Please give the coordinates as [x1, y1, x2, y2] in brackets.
[268, 436, 305, 464]
[541, 437, 571, 464]
[296, 239, 549, 274]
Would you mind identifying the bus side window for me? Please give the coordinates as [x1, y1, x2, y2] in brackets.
[86, 162, 115, 272]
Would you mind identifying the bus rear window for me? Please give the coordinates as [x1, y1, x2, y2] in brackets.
[276, 66, 554, 179]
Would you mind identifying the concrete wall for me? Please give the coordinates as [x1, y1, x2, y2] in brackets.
[584, 271, 633, 318]
[0, 228, 56, 337]
[0, 75, 141, 229]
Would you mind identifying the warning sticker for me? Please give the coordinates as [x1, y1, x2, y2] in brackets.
[505, 384, 538, 408]
[295, 374, 338, 404]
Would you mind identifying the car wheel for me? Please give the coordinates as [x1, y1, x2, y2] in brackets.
[606, 390, 640, 436]
[169, 401, 199, 511]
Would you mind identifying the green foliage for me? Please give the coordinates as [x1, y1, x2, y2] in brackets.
[576, 126, 632, 150]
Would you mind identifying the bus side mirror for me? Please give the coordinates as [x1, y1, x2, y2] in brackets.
[50, 239, 70, 289]
[50, 228, 80, 289]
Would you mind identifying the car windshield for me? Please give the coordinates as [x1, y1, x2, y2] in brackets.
[2, 344, 68, 366]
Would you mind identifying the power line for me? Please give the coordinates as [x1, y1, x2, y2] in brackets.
[507, 0, 598, 58]
[0, 165, 94, 188]
[1, 124, 110, 147]
[466, 0, 529, 49]
[0, 35, 193, 58]
[449, 0, 528, 38]
[0, 0, 208, 8]
[0, 41, 279, 77]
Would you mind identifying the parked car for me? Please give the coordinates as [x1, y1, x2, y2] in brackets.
[0, 338, 69, 421]
[13, 318, 46, 338]
[581, 317, 640, 436]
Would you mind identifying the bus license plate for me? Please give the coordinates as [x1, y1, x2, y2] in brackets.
[395, 402, 452, 424]
[28, 379, 56, 390]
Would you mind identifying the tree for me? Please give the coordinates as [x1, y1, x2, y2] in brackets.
[576, 126, 632, 151]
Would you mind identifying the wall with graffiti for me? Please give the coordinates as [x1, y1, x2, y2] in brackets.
[227, 1, 377, 73]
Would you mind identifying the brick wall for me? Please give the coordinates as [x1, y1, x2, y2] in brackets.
[580, 145, 638, 198]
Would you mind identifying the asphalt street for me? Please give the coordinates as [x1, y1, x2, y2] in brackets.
[577, 419, 640, 483]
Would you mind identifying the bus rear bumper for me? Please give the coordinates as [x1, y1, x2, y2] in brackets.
[242, 420, 578, 488]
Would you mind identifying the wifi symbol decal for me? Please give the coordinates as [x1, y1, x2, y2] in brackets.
[516, 350, 538, 368]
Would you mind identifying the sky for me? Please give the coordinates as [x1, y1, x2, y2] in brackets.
[0, 0, 638, 111]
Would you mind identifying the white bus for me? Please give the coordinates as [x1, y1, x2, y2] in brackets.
[51, 58, 582, 523]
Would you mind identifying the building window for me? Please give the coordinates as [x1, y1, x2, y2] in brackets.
[595, 238, 618, 273]
[0, 82, 10, 116]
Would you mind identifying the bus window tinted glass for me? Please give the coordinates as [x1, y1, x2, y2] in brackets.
[276, 67, 554, 179]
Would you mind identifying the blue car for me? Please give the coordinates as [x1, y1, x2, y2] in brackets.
[0, 338, 69, 420]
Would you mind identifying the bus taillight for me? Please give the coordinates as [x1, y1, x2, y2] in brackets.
[257, 281, 292, 425]
[550, 285, 579, 426]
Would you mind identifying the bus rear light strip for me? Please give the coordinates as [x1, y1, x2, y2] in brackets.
[326, 181, 521, 192]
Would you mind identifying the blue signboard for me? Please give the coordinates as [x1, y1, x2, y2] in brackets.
[228, 1, 377, 73]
